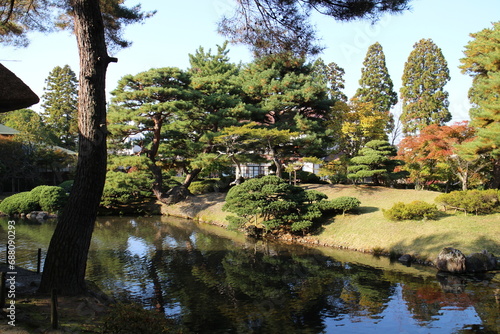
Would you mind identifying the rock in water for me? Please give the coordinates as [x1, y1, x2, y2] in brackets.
[435, 247, 467, 273]
[465, 250, 497, 273]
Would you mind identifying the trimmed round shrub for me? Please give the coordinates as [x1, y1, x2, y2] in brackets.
[330, 196, 361, 215]
[0, 185, 68, 216]
[319, 196, 361, 215]
[384, 201, 439, 221]
[38, 186, 68, 213]
[0, 192, 40, 216]
[29, 185, 54, 203]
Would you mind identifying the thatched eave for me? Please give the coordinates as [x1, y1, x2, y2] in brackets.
[0, 63, 40, 113]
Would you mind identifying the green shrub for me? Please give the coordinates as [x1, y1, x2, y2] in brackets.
[0, 192, 39, 216]
[101, 171, 152, 209]
[296, 171, 323, 184]
[29, 185, 53, 203]
[0, 186, 68, 215]
[223, 175, 329, 233]
[284, 171, 325, 184]
[435, 189, 499, 215]
[58, 180, 74, 193]
[188, 180, 215, 195]
[384, 201, 439, 221]
[329, 196, 361, 215]
[38, 186, 68, 213]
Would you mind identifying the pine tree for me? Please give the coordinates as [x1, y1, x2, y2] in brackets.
[353, 42, 397, 135]
[239, 55, 334, 176]
[400, 38, 451, 135]
[347, 139, 403, 185]
[109, 44, 254, 203]
[41, 65, 78, 150]
[108, 67, 195, 204]
[459, 21, 500, 187]
[219, 0, 410, 57]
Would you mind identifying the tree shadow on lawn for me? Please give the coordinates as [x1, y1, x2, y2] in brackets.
[352, 185, 388, 195]
[311, 206, 379, 235]
[356, 206, 379, 214]
[388, 233, 500, 258]
[176, 193, 226, 219]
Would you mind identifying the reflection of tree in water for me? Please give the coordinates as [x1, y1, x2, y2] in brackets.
[54, 217, 500, 333]
[51, 217, 396, 333]
[394, 270, 499, 333]
[149, 235, 396, 333]
[438, 273, 500, 333]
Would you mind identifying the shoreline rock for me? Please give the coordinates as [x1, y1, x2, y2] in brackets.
[435, 247, 498, 273]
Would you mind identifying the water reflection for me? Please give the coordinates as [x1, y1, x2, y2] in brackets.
[1, 216, 499, 333]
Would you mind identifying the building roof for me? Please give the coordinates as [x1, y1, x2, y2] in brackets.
[0, 123, 20, 135]
[51, 145, 77, 155]
[0, 63, 39, 113]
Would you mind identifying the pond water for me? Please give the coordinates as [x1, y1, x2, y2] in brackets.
[1, 216, 499, 333]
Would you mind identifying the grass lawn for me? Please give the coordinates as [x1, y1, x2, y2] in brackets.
[165, 184, 500, 262]
[303, 184, 500, 261]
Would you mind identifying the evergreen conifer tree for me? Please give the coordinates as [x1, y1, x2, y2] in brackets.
[347, 139, 404, 185]
[400, 38, 451, 134]
[109, 44, 255, 203]
[41, 65, 79, 150]
[353, 42, 397, 135]
[459, 21, 500, 188]
[239, 55, 334, 176]
[312, 58, 348, 103]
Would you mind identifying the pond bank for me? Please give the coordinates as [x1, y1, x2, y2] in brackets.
[159, 185, 500, 265]
[0, 264, 111, 333]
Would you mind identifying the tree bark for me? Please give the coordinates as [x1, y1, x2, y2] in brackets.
[39, 0, 110, 295]
[230, 155, 244, 185]
[182, 168, 201, 188]
[147, 113, 196, 205]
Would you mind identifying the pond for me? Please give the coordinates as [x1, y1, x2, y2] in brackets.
[1, 216, 499, 333]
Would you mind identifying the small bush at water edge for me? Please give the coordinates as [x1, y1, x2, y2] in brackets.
[0, 192, 39, 216]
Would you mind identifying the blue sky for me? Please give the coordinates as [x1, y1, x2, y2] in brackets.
[1, 0, 499, 123]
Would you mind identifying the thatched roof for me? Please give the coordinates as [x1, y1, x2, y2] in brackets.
[0, 63, 39, 113]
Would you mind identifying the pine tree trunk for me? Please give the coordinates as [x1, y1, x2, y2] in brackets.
[269, 146, 283, 178]
[39, 0, 110, 295]
[231, 156, 244, 185]
[182, 168, 201, 188]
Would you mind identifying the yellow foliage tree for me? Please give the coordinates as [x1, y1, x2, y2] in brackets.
[340, 99, 389, 158]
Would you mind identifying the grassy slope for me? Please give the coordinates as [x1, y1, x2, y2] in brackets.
[304, 184, 500, 261]
[164, 184, 500, 262]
